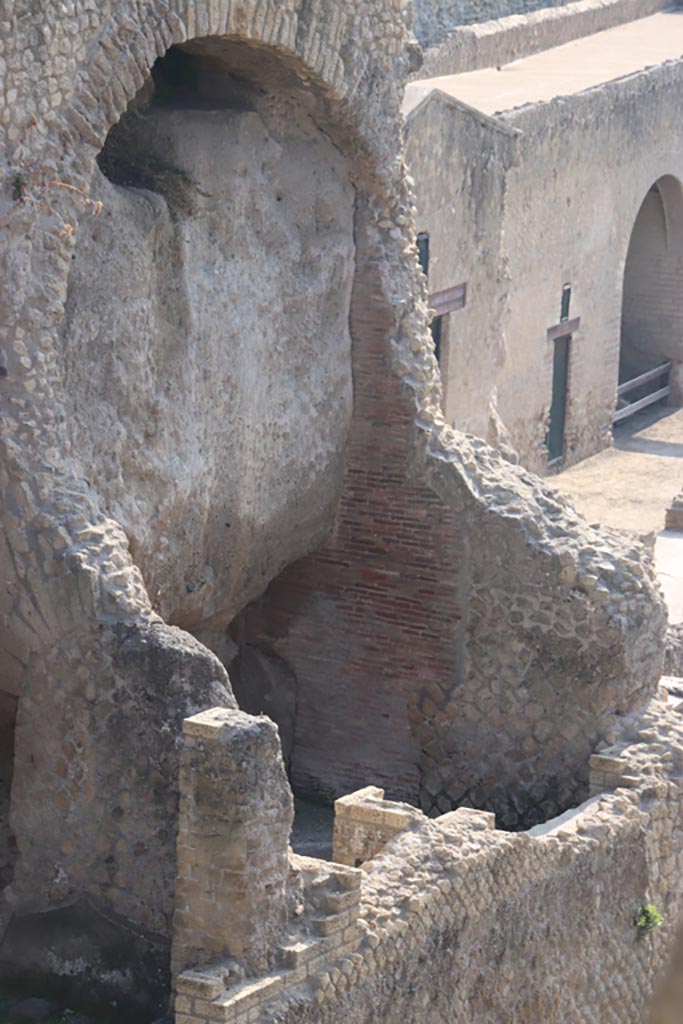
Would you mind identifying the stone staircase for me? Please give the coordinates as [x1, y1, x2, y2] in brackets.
[175, 856, 363, 1024]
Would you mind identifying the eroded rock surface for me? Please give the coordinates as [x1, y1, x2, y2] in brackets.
[61, 83, 355, 632]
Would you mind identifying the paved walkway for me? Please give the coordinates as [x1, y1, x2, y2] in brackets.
[551, 405, 683, 622]
[404, 9, 683, 116]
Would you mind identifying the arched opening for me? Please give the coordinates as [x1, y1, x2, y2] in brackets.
[60, 41, 357, 864]
[617, 176, 683, 424]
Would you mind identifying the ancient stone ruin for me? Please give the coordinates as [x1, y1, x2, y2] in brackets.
[0, 1, 682, 1022]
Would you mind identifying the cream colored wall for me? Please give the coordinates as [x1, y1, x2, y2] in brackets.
[410, 57, 683, 474]
[498, 65, 683, 472]
[405, 96, 516, 441]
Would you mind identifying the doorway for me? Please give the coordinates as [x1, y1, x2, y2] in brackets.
[548, 334, 570, 464]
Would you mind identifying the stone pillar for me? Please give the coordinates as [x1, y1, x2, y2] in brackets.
[171, 708, 293, 981]
[666, 491, 683, 531]
[333, 786, 422, 867]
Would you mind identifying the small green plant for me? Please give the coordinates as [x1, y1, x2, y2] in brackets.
[635, 903, 664, 941]
[11, 173, 26, 202]
[9, 165, 102, 236]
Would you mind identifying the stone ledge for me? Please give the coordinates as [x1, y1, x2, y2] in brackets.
[436, 807, 496, 833]
[589, 752, 641, 796]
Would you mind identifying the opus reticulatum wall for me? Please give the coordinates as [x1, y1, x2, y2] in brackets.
[172, 689, 683, 1024]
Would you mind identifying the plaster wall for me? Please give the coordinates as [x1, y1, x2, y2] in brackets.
[498, 62, 683, 472]
[408, 56, 683, 474]
[405, 95, 515, 441]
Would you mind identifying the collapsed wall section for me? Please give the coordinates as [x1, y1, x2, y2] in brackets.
[61, 44, 356, 633]
[228, 235, 464, 803]
[174, 691, 683, 1024]
[228, 200, 665, 829]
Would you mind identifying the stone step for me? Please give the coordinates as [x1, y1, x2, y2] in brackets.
[320, 887, 361, 914]
[312, 907, 359, 937]
[210, 974, 286, 1022]
[278, 935, 328, 968]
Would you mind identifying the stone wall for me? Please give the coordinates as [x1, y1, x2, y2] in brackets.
[173, 688, 683, 1024]
[0, 0, 671, 1015]
[171, 709, 293, 980]
[333, 787, 425, 866]
[404, 93, 516, 443]
[0, 0, 418, 1014]
[408, 48, 683, 474]
[414, 0, 576, 46]
[415, 0, 670, 76]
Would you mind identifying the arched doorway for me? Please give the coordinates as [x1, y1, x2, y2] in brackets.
[617, 175, 683, 422]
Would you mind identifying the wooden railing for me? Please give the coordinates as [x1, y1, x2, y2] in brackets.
[613, 361, 672, 424]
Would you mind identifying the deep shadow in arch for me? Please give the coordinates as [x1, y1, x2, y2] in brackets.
[619, 175, 683, 406]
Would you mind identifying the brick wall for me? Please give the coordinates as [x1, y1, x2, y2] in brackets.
[171, 708, 293, 980]
[230, 230, 465, 807]
[228, 203, 666, 833]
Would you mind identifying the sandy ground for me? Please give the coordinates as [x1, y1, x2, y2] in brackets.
[551, 404, 683, 622]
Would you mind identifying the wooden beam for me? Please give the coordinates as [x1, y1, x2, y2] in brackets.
[613, 385, 670, 423]
[617, 361, 672, 397]
[429, 283, 467, 317]
[547, 316, 580, 340]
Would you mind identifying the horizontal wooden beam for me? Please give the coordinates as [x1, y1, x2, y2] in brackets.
[617, 361, 672, 397]
[547, 316, 580, 340]
[429, 283, 467, 317]
[613, 385, 670, 423]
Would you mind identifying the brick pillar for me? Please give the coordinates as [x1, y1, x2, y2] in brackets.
[333, 786, 422, 867]
[171, 708, 293, 981]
